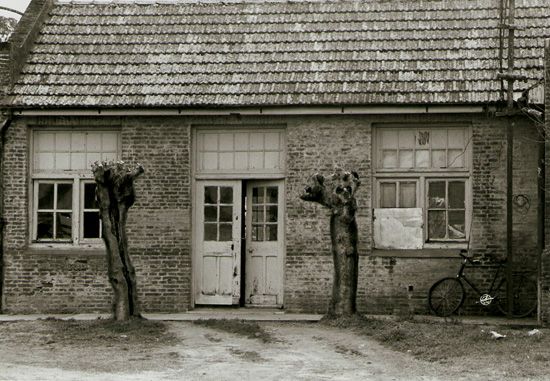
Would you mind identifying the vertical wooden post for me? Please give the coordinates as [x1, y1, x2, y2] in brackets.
[505, 0, 516, 318]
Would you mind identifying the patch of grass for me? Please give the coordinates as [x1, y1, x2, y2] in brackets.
[32, 318, 175, 347]
[321, 315, 550, 378]
[193, 319, 275, 343]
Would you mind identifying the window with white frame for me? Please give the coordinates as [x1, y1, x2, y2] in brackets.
[31, 130, 120, 244]
[373, 125, 471, 249]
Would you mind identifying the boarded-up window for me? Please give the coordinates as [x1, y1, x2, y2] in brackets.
[374, 125, 471, 248]
[373, 208, 423, 249]
[195, 129, 285, 175]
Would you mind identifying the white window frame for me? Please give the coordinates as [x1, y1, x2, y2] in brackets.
[29, 128, 121, 247]
[373, 125, 472, 248]
[376, 179, 420, 208]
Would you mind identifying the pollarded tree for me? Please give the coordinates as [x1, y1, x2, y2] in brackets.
[300, 170, 361, 316]
[92, 161, 144, 321]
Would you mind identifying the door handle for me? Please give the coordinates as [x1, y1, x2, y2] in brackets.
[231, 244, 234, 250]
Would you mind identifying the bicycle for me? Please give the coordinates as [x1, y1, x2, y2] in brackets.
[428, 250, 537, 318]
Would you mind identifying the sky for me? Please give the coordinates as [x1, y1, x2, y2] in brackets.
[0, 0, 31, 18]
[0, 0, 119, 19]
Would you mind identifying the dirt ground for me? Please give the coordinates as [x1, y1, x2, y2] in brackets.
[0, 319, 546, 381]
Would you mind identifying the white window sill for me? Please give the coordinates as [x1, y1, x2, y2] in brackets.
[25, 244, 106, 256]
[370, 248, 463, 258]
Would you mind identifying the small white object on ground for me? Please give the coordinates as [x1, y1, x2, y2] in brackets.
[489, 330, 506, 339]
[527, 329, 541, 336]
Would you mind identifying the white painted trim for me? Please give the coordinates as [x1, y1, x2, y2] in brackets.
[14, 105, 488, 117]
[245, 180, 285, 307]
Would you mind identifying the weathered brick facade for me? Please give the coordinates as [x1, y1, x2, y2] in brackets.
[543, 40, 550, 322]
[0, 112, 541, 315]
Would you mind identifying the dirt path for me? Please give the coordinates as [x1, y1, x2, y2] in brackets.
[0, 321, 540, 381]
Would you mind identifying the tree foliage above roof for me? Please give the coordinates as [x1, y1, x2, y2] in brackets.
[0, 16, 16, 43]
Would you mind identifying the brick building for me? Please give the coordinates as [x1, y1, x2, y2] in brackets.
[0, 0, 549, 317]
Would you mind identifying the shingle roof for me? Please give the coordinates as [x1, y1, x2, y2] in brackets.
[8, 0, 550, 108]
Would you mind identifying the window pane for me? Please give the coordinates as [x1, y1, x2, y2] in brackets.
[448, 149, 464, 167]
[219, 187, 233, 204]
[431, 130, 447, 149]
[219, 206, 233, 222]
[266, 225, 278, 241]
[448, 129, 465, 148]
[380, 130, 398, 148]
[219, 224, 232, 241]
[266, 187, 278, 203]
[448, 211, 466, 239]
[204, 186, 217, 204]
[252, 225, 264, 241]
[381, 150, 397, 168]
[431, 149, 446, 169]
[204, 223, 217, 241]
[380, 183, 396, 208]
[83, 211, 101, 238]
[204, 206, 217, 222]
[415, 150, 429, 167]
[267, 206, 278, 223]
[84, 183, 97, 209]
[428, 210, 446, 239]
[399, 182, 416, 208]
[38, 183, 54, 209]
[398, 150, 413, 168]
[37, 212, 53, 239]
[252, 187, 264, 204]
[57, 183, 73, 210]
[252, 206, 264, 223]
[449, 181, 465, 209]
[56, 212, 72, 239]
[428, 182, 446, 208]
[398, 130, 415, 148]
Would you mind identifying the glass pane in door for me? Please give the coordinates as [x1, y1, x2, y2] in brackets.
[203, 186, 233, 241]
[251, 186, 278, 242]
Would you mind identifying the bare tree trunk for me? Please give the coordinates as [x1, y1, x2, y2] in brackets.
[301, 170, 360, 316]
[93, 161, 144, 321]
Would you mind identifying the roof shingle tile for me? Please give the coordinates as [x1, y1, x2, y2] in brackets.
[8, 0, 550, 107]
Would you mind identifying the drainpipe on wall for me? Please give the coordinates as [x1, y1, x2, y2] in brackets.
[0, 110, 13, 312]
[505, 0, 516, 319]
[537, 126, 545, 325]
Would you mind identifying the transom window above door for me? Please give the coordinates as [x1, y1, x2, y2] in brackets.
[194, 127, 286, 176]
[377, 126, 469, 170]
[373, 125, 471, 250]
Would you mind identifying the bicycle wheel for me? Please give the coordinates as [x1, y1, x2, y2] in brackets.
[496, 275, 537, 318]
[428, 277, 465, 317]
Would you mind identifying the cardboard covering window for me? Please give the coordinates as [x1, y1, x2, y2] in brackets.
[373, 208, 423, 249]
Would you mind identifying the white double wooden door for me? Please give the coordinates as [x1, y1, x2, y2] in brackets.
[194, 180, 284, 307]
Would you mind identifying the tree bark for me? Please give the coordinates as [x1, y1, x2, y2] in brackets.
[93, 161, 144, 321]
[301, 170, 360, 316]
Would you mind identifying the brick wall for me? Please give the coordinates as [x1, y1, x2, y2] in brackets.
[285, 115, 372, 312]
[543, 40, 550, 321]
[0, 112, 541, 315]
[2, 116, 192, 313]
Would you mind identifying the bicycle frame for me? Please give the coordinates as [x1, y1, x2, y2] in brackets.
[456, 255, 506, 306]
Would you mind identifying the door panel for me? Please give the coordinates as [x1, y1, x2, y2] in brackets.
[195, 181, 241, 305]
[245, 180, 284, 306]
